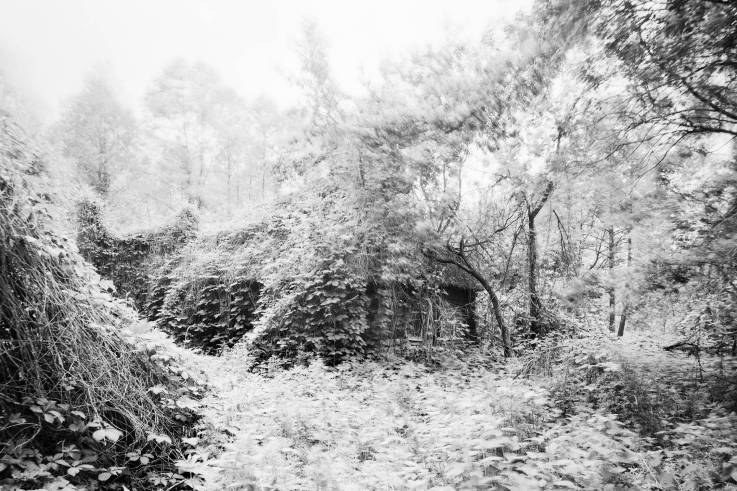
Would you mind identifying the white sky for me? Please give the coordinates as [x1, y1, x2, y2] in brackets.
[0, 0, 531, 122]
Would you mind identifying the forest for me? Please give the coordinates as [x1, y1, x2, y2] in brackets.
[0, 0, 736, 489]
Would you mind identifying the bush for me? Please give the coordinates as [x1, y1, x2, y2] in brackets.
[82, 182, 475, 364]
[76, 198, 198, 310]
[157, 272, 262, 355]
[0, 118, 202, 490]
[248, 249, 370, 366]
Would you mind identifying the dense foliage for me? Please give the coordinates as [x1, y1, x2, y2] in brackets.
[56, 0, 736, 365]
[194, 331, 737, 490]
[0, 118, 204, 490]
[1, 1, 736, 488]
[157, 273, 262, 355]
[132, 194, 471, 362]
[76, 199, 198, 310]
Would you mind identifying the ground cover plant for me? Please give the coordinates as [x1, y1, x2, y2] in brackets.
[187, 332, 736, 490]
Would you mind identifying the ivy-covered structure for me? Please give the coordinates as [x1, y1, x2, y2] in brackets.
[0, 117, 201, 490]
[77, 203, 480, 360]
[76, 199, 198, 310]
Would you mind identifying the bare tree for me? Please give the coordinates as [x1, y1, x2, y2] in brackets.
[617, 232, 632, 337]
[527, 181, 554, 336]
[426, 238, 512, 357]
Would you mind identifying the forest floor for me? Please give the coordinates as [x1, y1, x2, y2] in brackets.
[135, 324, 737, 490]
[140, 327, 736, 491]
[196, 352, 553, 490]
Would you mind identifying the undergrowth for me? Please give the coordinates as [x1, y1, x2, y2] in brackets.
[0, 118, 205, 490]
[518, 329, 737, 489]
[190, 348, 652, 490]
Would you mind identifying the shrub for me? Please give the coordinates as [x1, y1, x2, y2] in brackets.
[248, 249, 370, 366]
[0, 118, 202, 490]
[76, 198, 198, 310]
[158, 272, 262, 355]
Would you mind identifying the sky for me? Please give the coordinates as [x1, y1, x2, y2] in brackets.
[0, 0, 532, 123]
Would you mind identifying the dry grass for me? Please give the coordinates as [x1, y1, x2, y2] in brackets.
[0, 117, 178, 449]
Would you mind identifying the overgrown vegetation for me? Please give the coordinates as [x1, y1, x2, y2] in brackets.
[0, 119, 204, 490]
[187, 332, 736, 490]
[76, 198, 198, 310]
[0, 0, 736, 489]
[89, 191, 476, 362]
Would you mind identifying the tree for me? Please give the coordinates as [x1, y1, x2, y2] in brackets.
[527, 180, 555, 336]
[145, 60, 227, 209]
[294, 19, 343, 139]
[211, 88, 254, 210]
[246, 96, 283, 202]
[55, 74, 136, 196]
[617, 232, 631, 336]
[541, 0, 736, 136]
[596, 0, 737, 138]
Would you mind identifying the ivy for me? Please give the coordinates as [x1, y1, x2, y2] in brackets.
[157, 273, 262, 355]
[249, 252, 370, 365]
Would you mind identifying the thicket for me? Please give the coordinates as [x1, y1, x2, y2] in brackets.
[0, 118, 203, 490]
[76, 198, 198, 310]
[142, 221, 269, 355]
[517, 330, 737, 488]
[156, 272, 262, 355]
[131, 188, 474, 363]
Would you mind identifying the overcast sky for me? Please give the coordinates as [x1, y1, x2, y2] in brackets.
[0, 0, 532, 122]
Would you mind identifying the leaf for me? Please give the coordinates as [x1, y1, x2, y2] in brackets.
[98, 471, 112, 481]
[92, 428, 123, 443]
[658, 471, 676, 488]
[447, 462, 466, 478]
[147, 433, 172, 445]
[67, 467, 80, 477]
[68, 422, 85, 432]
[176, 396, 199, 409]
[552, 480, 577, 489]
[148, 384, 167, 395]
[99, 279, 116, 291]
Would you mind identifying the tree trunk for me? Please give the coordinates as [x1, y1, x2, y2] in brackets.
[461, 272, 508, 354]
[528, 207, 543, 335]
[608, 226, 616, 333]
[617, 304, 628, 337]
[528, 181, 554, 337]
[617, 233, 631, 337]
[426, 241, 512, 357]
[488, 285, 512, 357]
[470, 271, 511, 357]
